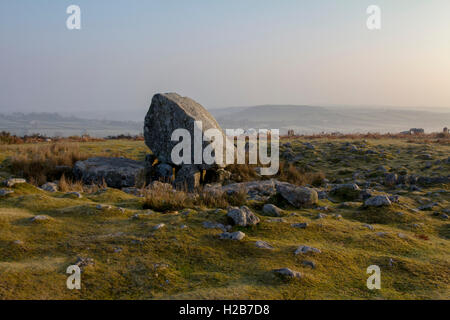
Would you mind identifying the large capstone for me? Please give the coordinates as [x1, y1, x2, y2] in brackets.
[73, 157, 145, 188]
[144, 93, 233, 170]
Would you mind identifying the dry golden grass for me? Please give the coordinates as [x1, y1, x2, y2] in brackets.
[142, 182, 248, 211]
[7, 142, 117, 185]
[276, 162, 325, 187]
[58, 174, 84, 193]
[281, 132, 450, 145]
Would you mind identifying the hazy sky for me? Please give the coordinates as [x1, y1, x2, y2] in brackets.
[1, 0, 449, 119]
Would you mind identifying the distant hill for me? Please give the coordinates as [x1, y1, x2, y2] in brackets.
[210, 105, 450, 134]
[1, 106, 449, 137]
[0, 113, 143, 137]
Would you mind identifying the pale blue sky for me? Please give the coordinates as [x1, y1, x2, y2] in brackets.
[1, 0, 449, 119]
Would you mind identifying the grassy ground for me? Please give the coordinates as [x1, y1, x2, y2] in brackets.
[0, 137, 449, 300]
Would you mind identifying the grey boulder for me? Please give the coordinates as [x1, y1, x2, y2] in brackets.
[276, 182, 318, 207]
[144, 93, 234, 169]
[227, 206, 260, 227]
[41, 182, 58, 192]
[262, 204, 283, 217]
[364, 195, 392, 207]
[273, 268, 302, 279]
[73, 157, 145, 188]
[219, 231, 246, 241]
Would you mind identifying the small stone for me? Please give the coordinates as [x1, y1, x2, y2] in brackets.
[31, 215, 51, 222]
[219, 231, 245, 241]
[153, 223, 165, 230]
[255, 241, 274, 249]
[291, 223, 308, 229]
[295, 245, 321, 255]
[0, 189, 14, 197]
[302, 260, 316, 269]
[398, 233, 407, 239]
[440, 213, 449, 220]
[12, 240, 24, 245]
[203, 221, 227, 232]
[96, 204, 112, 210]
[363, 224, 374, 231]
[67, 192, 82, 198]
[316, 213, 327, 219]
[180, 224, 188, 229]
[75, 257, 95, 269]
[227, 206, 260, 227]
[267, 218, 286, 223]
[4, 178, 26, 187]
[273, 268, 302, 279]
[388, 258, 395, 267]
[41, 182, 58, 192]
[262, 204, 283, 217]
[364, 195, 392, 207]
[418, 203, 438, 211]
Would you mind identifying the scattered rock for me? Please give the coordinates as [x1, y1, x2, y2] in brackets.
[219, 231, 245, 241]
[291, 223, 308, 229]
[330, 184, 361, 200]
[267, 218, 286, 223]
[418, 202, 438, 211]
[364, 195, 392, 207]
[4, 178, 26, 187]
[0, 189, 14, 197]
[67, 192, 82, 198]
[363, 224, 374, 231]
[276, 182, 318, 207]
[384, 173, 398, 187]
[262, 204, 283, 217]
[31, 215, 51, 222]
[96, 204, 112, 210]
[122, 187, 142, 196]
[295, 245, 321, 255]
[75, 257, 95, 270]
[255, 241, 274, 249]
[153, 223, 166, 230]
[302, 260, 316, 269]
[227, 206, 260, 227]
[202, 221, 229, 232]
[41, 182, 58, 192]
[273, 268, 302, 279]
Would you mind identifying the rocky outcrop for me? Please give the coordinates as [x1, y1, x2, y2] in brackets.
[73, 157, 145, 188]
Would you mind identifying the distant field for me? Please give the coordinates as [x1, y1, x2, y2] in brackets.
[0, 137, 449, 299]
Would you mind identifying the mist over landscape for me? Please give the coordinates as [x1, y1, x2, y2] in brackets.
[1, 105, 449, 137]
